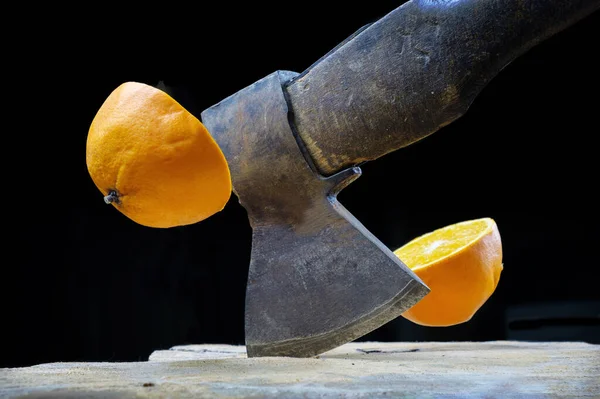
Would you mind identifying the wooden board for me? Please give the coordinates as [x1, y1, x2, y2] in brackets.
[1, 341, 598, 398]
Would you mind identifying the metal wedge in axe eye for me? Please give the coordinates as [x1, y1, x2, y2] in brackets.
[200, 0, 600, 358]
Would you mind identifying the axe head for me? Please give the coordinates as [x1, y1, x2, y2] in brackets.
[201, 71, 429, 358]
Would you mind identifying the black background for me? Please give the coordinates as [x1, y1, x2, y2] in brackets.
[4, 3, 599, 367]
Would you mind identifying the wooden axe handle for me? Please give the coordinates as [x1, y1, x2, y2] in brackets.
[284, 0, 600, 176]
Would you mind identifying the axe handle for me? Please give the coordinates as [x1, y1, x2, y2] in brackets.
[284, 0, 600, 176]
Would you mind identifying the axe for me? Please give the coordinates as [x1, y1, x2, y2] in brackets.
[199, 0, 599, 358]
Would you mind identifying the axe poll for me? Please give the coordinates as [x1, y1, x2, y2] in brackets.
[200, 0, 599, 357]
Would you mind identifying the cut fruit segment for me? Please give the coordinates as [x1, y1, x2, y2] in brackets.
[86, 81, 232, 228]
[393, 218, 503, 327]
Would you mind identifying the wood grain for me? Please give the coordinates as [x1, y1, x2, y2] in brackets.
[2, 341, 598, 398]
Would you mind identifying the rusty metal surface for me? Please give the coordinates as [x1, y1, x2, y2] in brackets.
[198, 0, 599, 358]
[285, 0, 600, 176]
[201, 72, 428, 358]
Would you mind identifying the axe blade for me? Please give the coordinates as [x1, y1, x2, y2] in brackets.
[201, 71, 429, 358]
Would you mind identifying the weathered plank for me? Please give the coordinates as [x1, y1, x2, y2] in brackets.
[1, 341, 598, 398]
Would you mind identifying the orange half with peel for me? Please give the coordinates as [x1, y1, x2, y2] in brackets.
[394, 217, 503, 327]
[86, 81, 232, 228]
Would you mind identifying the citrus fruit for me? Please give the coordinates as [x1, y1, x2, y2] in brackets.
[393, 217, 503, 327]
[86, 81, 232, 228]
